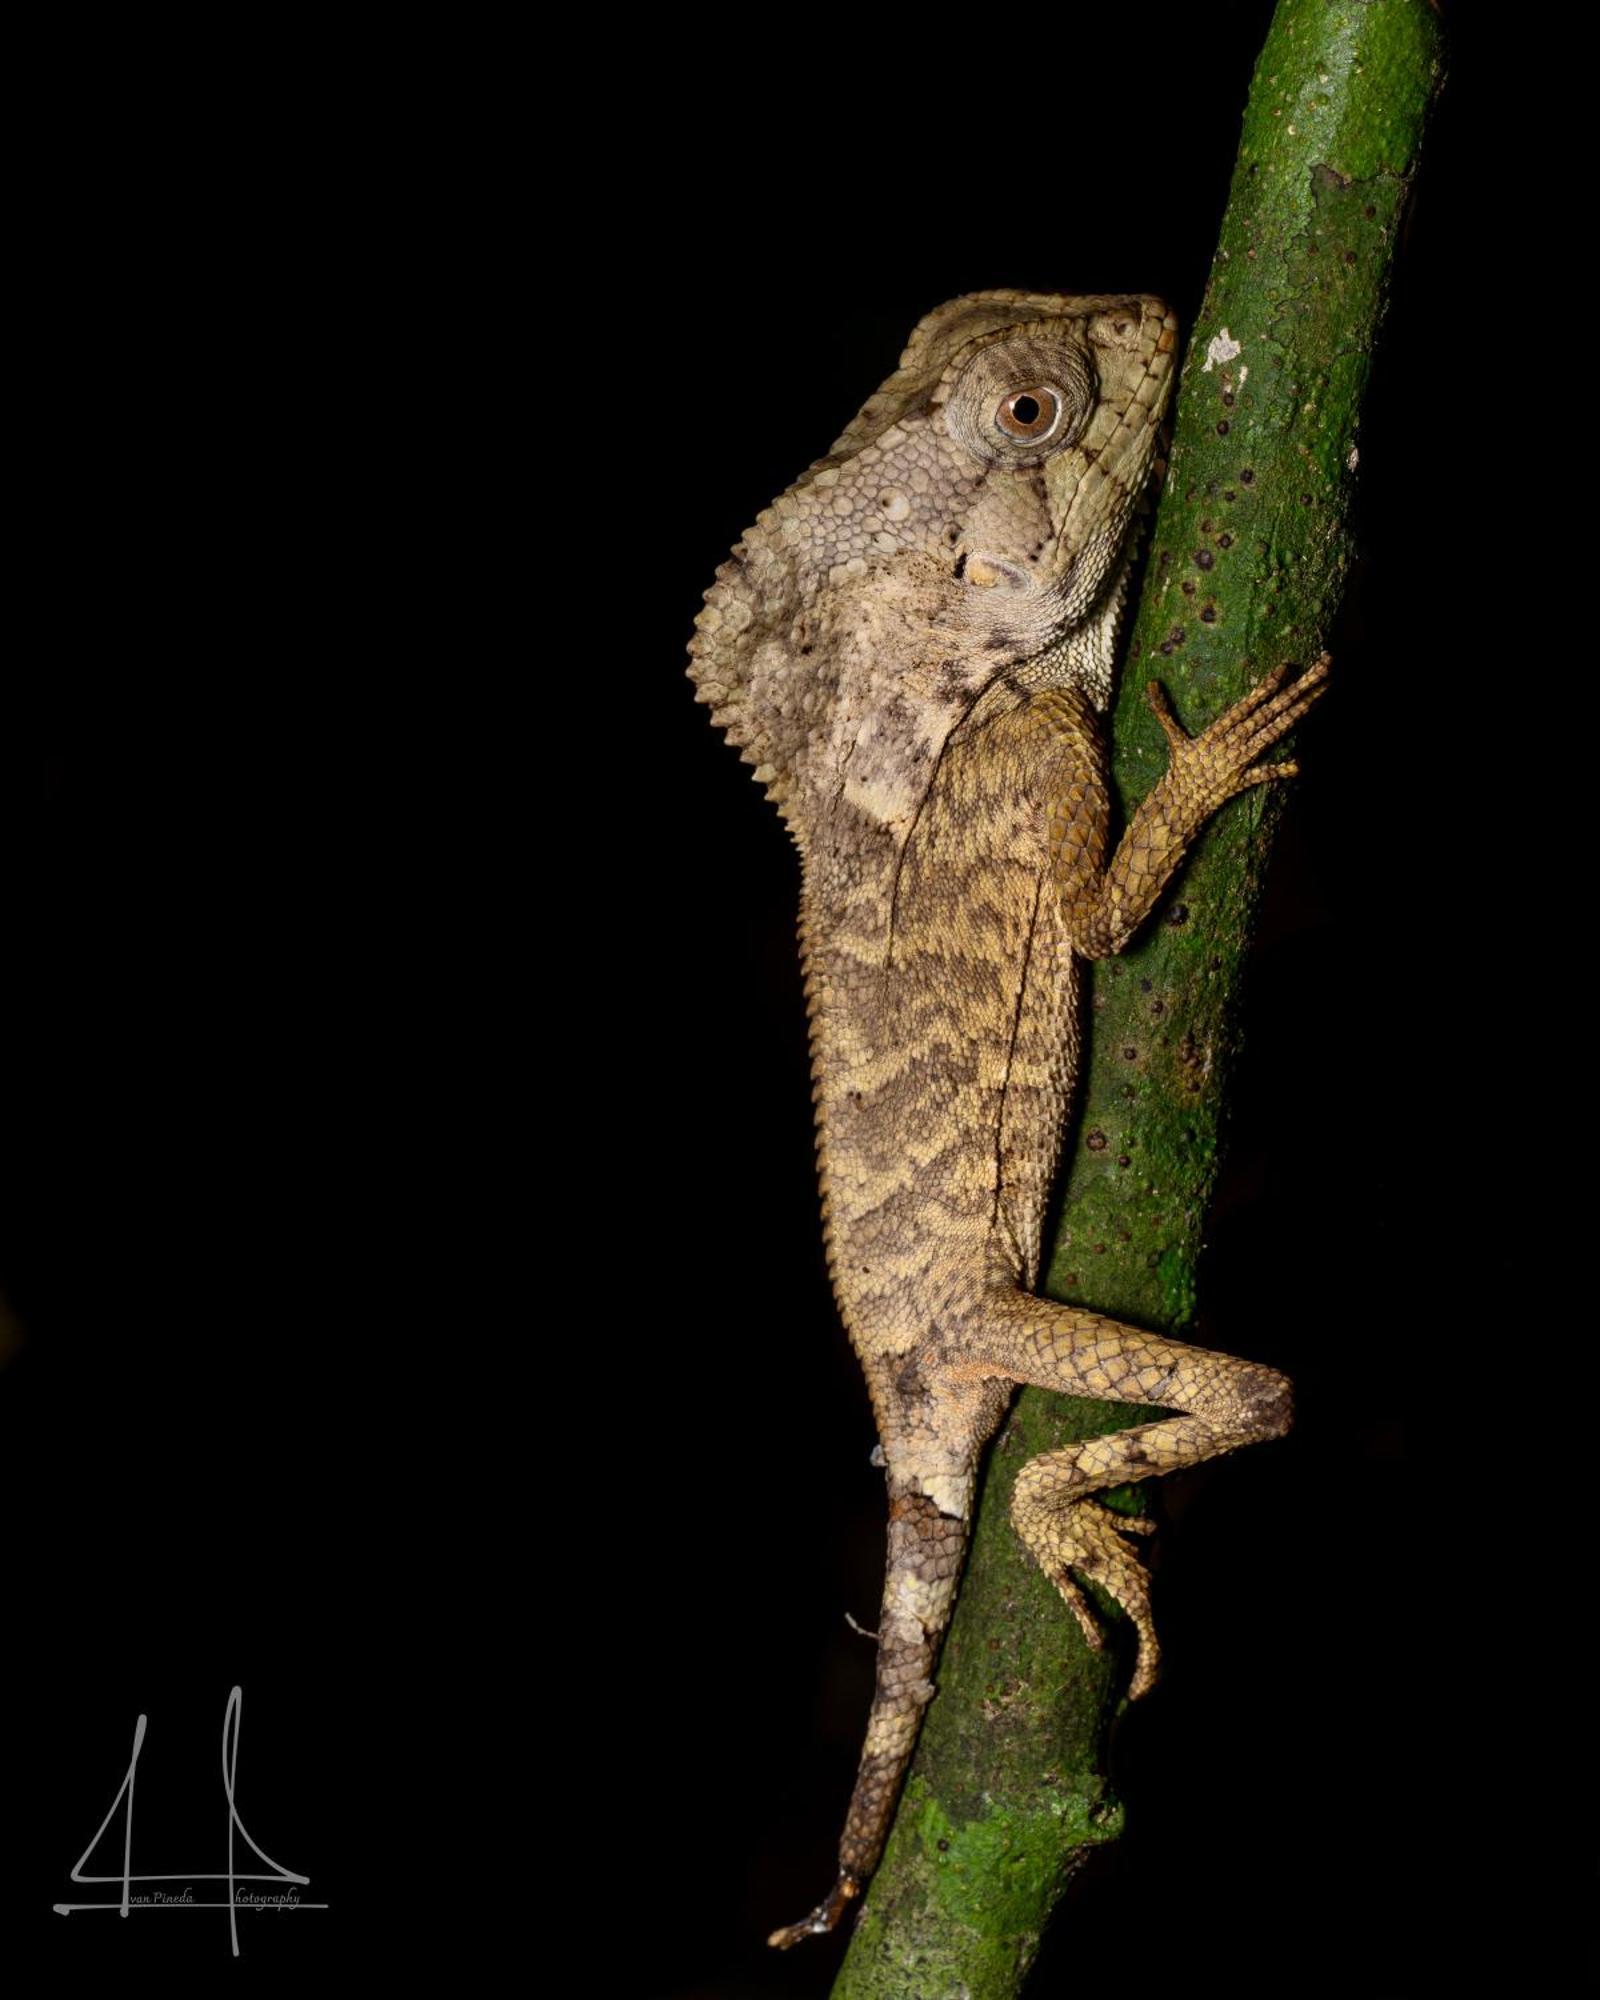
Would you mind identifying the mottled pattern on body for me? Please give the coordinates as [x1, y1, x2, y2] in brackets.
[688, 291, 1325, 1948]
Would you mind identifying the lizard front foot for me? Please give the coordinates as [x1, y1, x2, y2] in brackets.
[767, 1868, 861, 1950]
[1146, 651, 1331, 808]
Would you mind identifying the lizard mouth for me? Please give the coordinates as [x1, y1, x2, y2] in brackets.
[1036, 305, 1174, 621]
[1005, 463, 1156, 702]
[1041, 424, 1166, 638]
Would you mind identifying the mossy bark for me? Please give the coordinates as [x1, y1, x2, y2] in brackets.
[832, 5, 1445, 1994]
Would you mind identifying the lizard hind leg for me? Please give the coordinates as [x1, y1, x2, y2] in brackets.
[966, 1290, 1292, 1699]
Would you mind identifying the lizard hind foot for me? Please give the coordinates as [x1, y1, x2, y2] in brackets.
[1015, 1481, 1163, 1701]
[767, 1869, 861, 1951]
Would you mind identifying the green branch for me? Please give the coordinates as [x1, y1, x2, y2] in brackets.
[832, 5, 1445, 1993]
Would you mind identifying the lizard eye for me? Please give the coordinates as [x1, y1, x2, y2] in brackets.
[996, 387, 1062, 443]
[945, 336, 1094, 464]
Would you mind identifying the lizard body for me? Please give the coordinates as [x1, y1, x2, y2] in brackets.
[688, 291, 1324, 1947]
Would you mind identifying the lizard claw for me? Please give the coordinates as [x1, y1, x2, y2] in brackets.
[768, 1869, 861, 1950]
[1144, 679, 1189, 753]
[1229, 653, 1331, 748]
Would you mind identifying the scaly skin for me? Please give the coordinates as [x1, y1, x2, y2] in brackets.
[687, 292, 1325, 1949]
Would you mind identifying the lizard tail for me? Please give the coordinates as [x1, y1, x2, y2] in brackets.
[768, 1475, 971, 1949]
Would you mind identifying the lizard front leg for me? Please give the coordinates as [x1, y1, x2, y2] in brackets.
[947, 1300, 1292, 1698]
[1057, 654, 1330, 958]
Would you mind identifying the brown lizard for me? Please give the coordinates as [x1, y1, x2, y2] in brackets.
[687, 290, 1325, 1949]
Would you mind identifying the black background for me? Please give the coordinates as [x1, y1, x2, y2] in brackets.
[0, 8, 1587, 1994]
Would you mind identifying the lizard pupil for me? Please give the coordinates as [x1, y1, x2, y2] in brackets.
[996, 386, 1060, 442]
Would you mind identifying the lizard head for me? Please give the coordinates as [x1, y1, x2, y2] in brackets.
[690, 290, 1176, 837]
